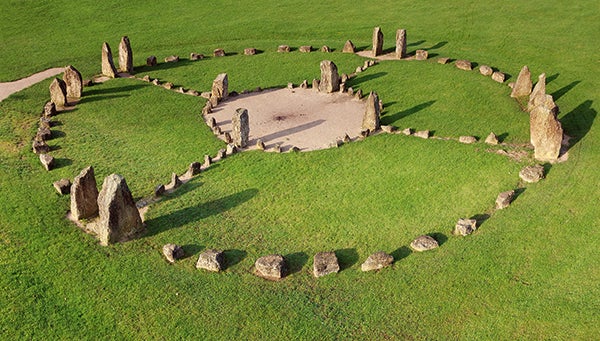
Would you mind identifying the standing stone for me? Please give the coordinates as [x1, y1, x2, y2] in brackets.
[39, 154, 55, 171]
[455, 60, 472, 71]
[255, 254, 287, 280]
[96, 174, 144, 245]
[53, 178, 72, 195]
[63, 65, 82, 99]
[211, 73, 228, 103]
[101, 42, 118, 78]
[49, 78, 67, 107]
[495, 190, 515, 209]
[313, 252, 340, 277]
[410, 235, 439, 252]
[70, 166, 99, 221]
[415, 50, 428, 60]
[162, 244, 184, 263]
[196, 249, 225, 272]
[318, 60, 340, 93]
[510, 66, 532, 98]
[232, 108, 249, 148]
[492, 71, 505, 83]
[43, 101, 57, 118]
[453, 218, 478, 236]
[361, 251, 393, 271]
[528, 73, 546, 111]
[342, 40, 356, 53]
[146, 56, 157, 66]
[118, 36, 133, 73]
[395, 29, 407, 59]
[529, 94, 563, 161]
[485, 132, 499, 145]
[361, 92, 380, 132]
[372, 27, 384, 57]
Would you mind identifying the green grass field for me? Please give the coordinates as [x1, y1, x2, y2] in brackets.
[1, 0, 598, 339]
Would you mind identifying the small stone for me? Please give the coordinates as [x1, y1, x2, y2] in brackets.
[415, 50, 428, 60]
[255, 254, 287, 280]
[312, 79, 320, 90]
[203, 155, 212, 168]
[287, 82, 294, 89]
[361, 251, 394, 272]
[354, 89, 362, 99]
[223, 132, 233, 144]
[339, 82, 346, 93]
[217, 148, 226, 159]
[414, 130, 430, 139]
[479, 65, 493, 76]
[162, 244, 185, 263]
[32, 139, 50, 154]
[401, 128, 412, 135]
[256, 139, 266, 150]
[453, 218, 478, 236]
[177, 87, 185, 94]
[37, 126, 52, 141]
[53, 178, 71, 195]
[163, 82, 173, 89]
[455, 60, 472, 71]
[39, 154, 54, 171]
[289, 146, 300, 152]
[187, 89, 199, 96]
[347, 87, 354, 96]
[196, 249, 225, 272]
[40, 117, 52, 129]
[168, 173, 182, 189]
[164, 55, 179, 63]
[320, 45, 331, 52]
[300, 80, 308, 89]
[359, 130, 370, 139]
[187, 162, 202, 177]
[342, 40, 356, 53]
[213, 48, 225, 57]
[508, 82, 515, 89]
[519, 165, 545, 183]
[459, 136, 477, 144]
[381, 125, 395, 133]
[151, 79, 160, 86]
[226, 143, 237, 155]
[438, 57, 450, 64]
[410, 235, 439, 252]
[355, 66, 363, 73]
[313, 252, 340, 277]
[273, 144, 282, 153]
[141, 75, 151, 82]
[492, 72, 505, 83]
[299, 45, 312, 53]
[485, 132, 499, 145]
[342, 134, 351, 143]
[82, 79, 93, 87]
[496, 190, 515, 209]
[146, 56, 157, 66]
[277, 45, 290, 53]
[510, 66, 532, 98]
[190, 53, 204, 60]
[43, 102, 56, 118]
[244, 48, 256, 56]
[154, 184, 165, 196]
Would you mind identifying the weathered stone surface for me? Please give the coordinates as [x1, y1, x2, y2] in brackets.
[479, 65, 493, 76]
[320, 45, 331, 52]
[63, 65, 82, 99]
[39, 154, 54, 171]
[361, 92, 381, 132]
[37, 126, 52, 141]
[164, 55, 179, 63]
[414, 130, 430, 139]
[381, 125, 395, 133]
[43, 101, 56, 118]
[162, 244, 184, 263]
[154, 184, 165, 196]
[312, 79, 320, 90]
[70, 166, 99, 221]
[510, 66, 532, 98]
[455, 60, 472, 71]
[187, 162, 202, 177]
[213, 48, 225, 57]
[255, 254, 287, 280]
[299, 45, 312, 53]
[485, 132, 499, 145]
[163, 82, 173, 90]
[342, 40, 356, 53]
[190, 52, 205, 60]
[118, 36, 133, 73]
[361, 251, 393, 271]
[492, 71, 505, 83]
[347, 87, 354, 96]
[319, 60, 340, 93]
[101, 42, 118, 78]
[96, 174, 144, 245]
[438, 57, 450, 64]
[211, 73, 228, 103]
[256, 139, 265, 150]
[354, 89, 362, 99]
[415, 50, 428, 60]
[528, 73, 546, 111]
[203, 155, 212, 168]
[459, 136, 477, 144]
[372, 27, 384, 56]
[530, 94, 563, 161]
[519, 164, 545, 183]
[495, 190, 515, 210]
[49, 78, 67, 107]
[168, 173, 182, 189]
[277, 45, 290, 53]
[53, 178, 71, 195]
[146, 56, 157, 66]
[232, 108, 249, 148]
[313, 252, 340, 277]
[196, 249, 225, 272]
[401, 128, 412, 135]
[217, 148, 226, 159]
[410, 235, 439, 252]
[396, 29, 407, 59]
[453, 218, 478, 236]
[226, 143, 237, 155]
[40, 117, 52, 129]
[300, 79, 308, 89]
[244, 48, 256, 55]
[32, 139, 50, 154]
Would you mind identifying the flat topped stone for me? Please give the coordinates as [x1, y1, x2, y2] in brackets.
[453, 218, 478, 236]
[255, 254, 287, 280]
[492, 71, 505, 83]
[459, 136, 477, 144]
[190, 52, 204, 60]
[361, 251, 393, 271]
[414, 130, 430, 139]
[455, 60, 472, 71]
[299, 45, 312, 53]
[496, 190, 515, 209]
[415, 50, 428, 60]
[162, 244, 184, 263]
[244, 48, 256, 55]
[313, 252, 340, 277]
[519, 165, 545, 183]
[196, 249, 225, 272]
[410, 235, 439, 252]
[277, 45, 290, 53]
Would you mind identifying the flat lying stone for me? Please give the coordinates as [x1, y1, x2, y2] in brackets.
[479, 65, 493, 76]
[453, 218, 478, 236]
[410, 235, 439, 252]
[496, 190, 515, 209]
[196, 249, 225, 272]
[255, 254, 287, 280]
[414, 130, 429, 139]
[459, 136, 477, 144]
[361, 251, 393, 271]
[437, 57, 450, 64]
[190, 53, 204, 60]
[213, 48, 225, 57]
[313, 252, 340, 277]
[244, 48, 256, 55]
[164, 55, 179, 63]
[277, 45, 290, 53]
[492, 71, 505, 83]
[163, 244, 185, 263]
[519, 165, 545, 183]
[455, 60, 472, 71]
[299, 45, 312, 53]
[415, 50, 428, 60]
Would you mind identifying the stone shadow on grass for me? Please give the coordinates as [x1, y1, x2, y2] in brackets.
[285, 252, 308, 275]
[181, 244, 204, 260]
[84, 83, 146, 96]
[430, 232, 448, 246]
[470, 213, 491, 228]
[347, 72, 387, 86]
[561, 100, 596, 149]
[53, 158, 72, 169]
[382, 100, 436, 124]
[391, 246, 411, 263]
[223, 249, 247, 270]
[335, 248, 359, 271]
[552, 80, 581, 101]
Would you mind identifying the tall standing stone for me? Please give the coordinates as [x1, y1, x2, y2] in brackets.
[530, 94, 563, 161]
[318, 60, 340, 93]
[96, 174, 144, 245]
[395, 29, 407, 59]
[63, 65, 82, 100]
[118, 36, 133, 74]
[211, 73, 228, 103]
[528, 73, 546, 111]
[232, 108, 249, 148]
[49, 78, 67, 107]
[510, 65, 532, 98]
[71, 166, 99, 221]
[372, 27, 384, 57]
[362, 92, 381, 132]
[101, 42, 118, 78]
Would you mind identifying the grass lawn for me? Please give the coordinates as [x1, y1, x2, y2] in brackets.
[1, 0, 598, 339]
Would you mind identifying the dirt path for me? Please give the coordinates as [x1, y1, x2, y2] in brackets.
[0, 68, 64, 102]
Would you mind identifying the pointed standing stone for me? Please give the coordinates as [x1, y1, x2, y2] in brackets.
[372, 27, 384, 57]
[101, 42, 118, 78]
[49, 78, 67, 107]
[232, 108, 249, 148]
[118, 36, 133, 73]
[362, 91, 381, 132]
[342, 40, 356, 53]
[70, 166, 99, 221]
[395, 29, 407, 59]
[528, 73, 546, 111]
[211, 73, 228, 103]
[530, 94, 563, 161]
[318, 60, 340, 93]
[510, 66, 532, 98]
[63, 65, 82, 99]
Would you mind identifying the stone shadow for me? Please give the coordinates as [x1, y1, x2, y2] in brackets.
[390, 246, 411, 263]
[285, 251, 308, 275]
[560, 100, 596, 149]
[223, 249, 247, 270]
[552, 81, 581, 101]
[382, 100, 435, 124]
[430, 232, 448, 246]
[470, 213, 491, 228]
[53, 158, 72, 169]
[347, 72, 387, 86]
[335, 248, 359, 271]
[135, 59, 197, 73]
[79, 94, 130, 104]
[84, 83, 146, 96]
[181, 244, 204, 260]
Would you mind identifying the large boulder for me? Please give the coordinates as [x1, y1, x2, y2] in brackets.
[162, 244, 184, 263]
[361, 91, 380, 132]
[196, 249, 225, 272]
[361, 251, 393, 271]
[70, 166, 99, 221]
[101, 42, 118, 78]
[510, 65, 532, 98]
[232, 108, 249, 148]
[255, 254, 287, 280]
[319, 60, 340, 93]
[49, 78, 67, 108]
[395, 29, 407, 59]
[453, 218, 478, 236]
[519, 165, 545, 183]
[530, 94, 563, 161]
[118, 36, 133, 73]
[95, 174, 144, 245]
[63, 65, 82, 99]
[313, 252, 340, 277]
[211, 73, 228, 103]
[410, 235, 439, 252]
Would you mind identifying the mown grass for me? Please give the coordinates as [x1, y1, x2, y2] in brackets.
[1, 0, 599, 339]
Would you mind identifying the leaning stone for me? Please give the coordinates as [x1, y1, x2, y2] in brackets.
[146, 56, 157, 66]
[313, 252, 340, 277]
[381, 125, 395, 133]
[492, 71, 505, 83]
[312, 79, 320, 90]
[39, 154, 55, 171]
[530, 94, 563, 161]
[43, 101, 56, 118]
[519, 164, 545, 183]
[372, 27, 384, 56]
[362, 92, 381, 132]
[196, 249, 225, 272]
[319, 60, 340, 93]
[154, 184, 165, 197]
[320, 45, 331, 52]
[32, 139, 50, 154]
[190, 52, 204, 60]
[410, 235, 439, 252]
[401, 128, 412, 135]
[495, 190, 515, 209]
[211, 73, 228, 103]
[49, 78, 67, 108]
[70, 166, 99, 221]
[342, 40, 356, 53]
[395, 29, 407, 59]
[455, 60, 472, 71]
[101, 42, 118, 78]
[232, 108, 249, 148]
[459, 136, 477, 144]
[453, 218, 478, 236]
[299, 45, 312, 53]
[63, 65, 82, 99]
[510, 65, 532, 98]
[162, 244, 184, 264]
[438, 57, 450, 64]
[213, 48, 225, 57]
[244, 48, 256, 56]
[203, 155, 212, 168]
[53, 178, 71, 195]
[415, 50, 428, 60]
[414, 130, 429, 139]
[485, 132, 499, 145]
[479, 65, 493, 76]
[164, 55, 179, 63]
[527, 73, 546, 111]
[118, 36, 133, 73]
[361, 251, 393, 272]
[168, 173, 182, 189]
[255, 254, 287, 280]
[95, 174, 144, 245]
[277, 45, 290, 53]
